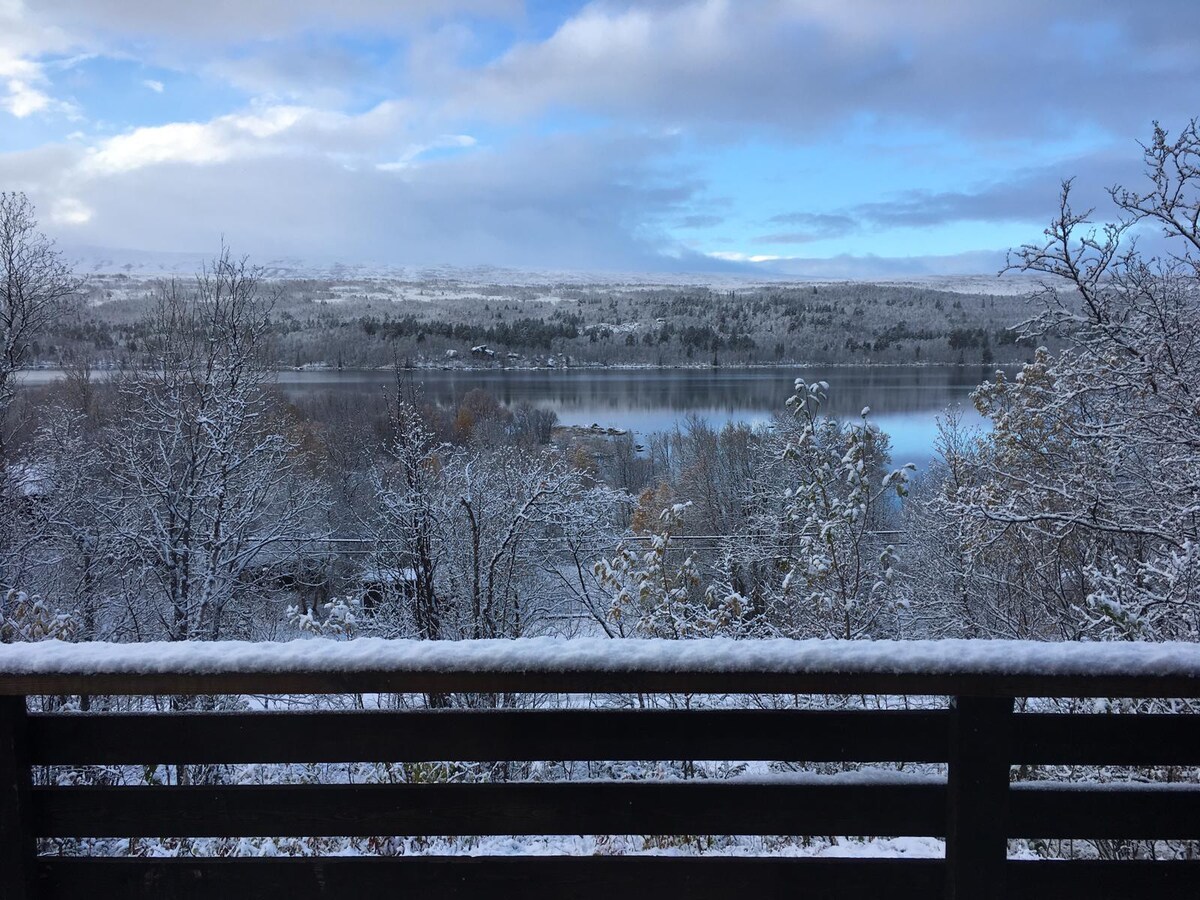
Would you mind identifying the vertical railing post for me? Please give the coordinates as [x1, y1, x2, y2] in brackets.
[945, 695, 1013, 900]
[0, 695, 36, 900]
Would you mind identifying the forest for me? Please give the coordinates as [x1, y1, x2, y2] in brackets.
[2, 122, 1199, 863]
[41, 268, 1046, 371]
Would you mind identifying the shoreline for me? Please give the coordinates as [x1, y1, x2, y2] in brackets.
[16, 359, 1022, 383]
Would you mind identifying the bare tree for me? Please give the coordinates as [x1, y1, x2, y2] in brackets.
[369, 380, 447, 641]
[107, 249, 327, 641]
[0, 192, 79, 455]
[0, 193, 80, 597]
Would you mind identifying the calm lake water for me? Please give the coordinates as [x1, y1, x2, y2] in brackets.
[273, 365, 1003, 467]
[20, 365, 1005, 466]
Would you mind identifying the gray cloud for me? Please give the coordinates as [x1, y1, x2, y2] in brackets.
[758, 152, 1149, 243]
[677, 214, 724, 229]
[205, 44, 382, 105]
[3, 131, 709, 271]
[26, 1, 519, 44]
[16, 0, 519, 105]
[856, 152, 1144, 226]
[447, 0, 1200, 142]
[758, 212, 860, 243]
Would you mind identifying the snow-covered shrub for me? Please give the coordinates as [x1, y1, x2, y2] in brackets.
[0, 588, 75, 643]
[921, 121, 1200, 642]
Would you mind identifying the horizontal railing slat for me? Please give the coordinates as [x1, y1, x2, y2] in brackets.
[37, 857, 947, 900]
[32, 708, 1200, 766]
[1009, 785, 1200, 839]
[36, 857, 1200, 900]
[1006, 860, 1200, 899]
[32, 782, 947, 838]
[28, 709, 948, 765]
[1011, 712, 1200, 765]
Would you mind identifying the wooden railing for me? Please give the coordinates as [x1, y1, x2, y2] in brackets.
[2, 637, 1200, 899]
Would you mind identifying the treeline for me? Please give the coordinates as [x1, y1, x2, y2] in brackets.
[357, 312, 581, 350]
[40, 274, 1052, 371]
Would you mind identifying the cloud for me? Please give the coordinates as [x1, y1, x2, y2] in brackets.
[863, 152, 1142, 227]
[447, 0, 1200, 141]
[2, 128, 703, 271]
[2, 0, 1196, 274]
[23, 1, 520, 45]
[677, 214, 723, 229]
[755, 152, 1146, 244]
[757, 212, 860, 243]
[204, 42, 380, 105]
[1, 74, 50, 116]
[0, 2, 76, 119]
[49, 195, 91, 224]
[376, 134, 477, 171]
[82, 109, 304, 173]
[78, 101, 422, 175]
[727, 250, 1014, 279]
[2, 0, 518, 120]
[709, 251, 785, 263]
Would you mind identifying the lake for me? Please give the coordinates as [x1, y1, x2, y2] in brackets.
[271, 365, 1004, 467]
[19, 364, 1005, 466]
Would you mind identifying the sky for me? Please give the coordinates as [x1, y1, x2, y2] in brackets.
[1, 0, 1198, 275]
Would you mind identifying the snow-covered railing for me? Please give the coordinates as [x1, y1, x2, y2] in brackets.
[2, 638, 1200, 900]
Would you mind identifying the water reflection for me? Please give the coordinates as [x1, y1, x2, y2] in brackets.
[271, 365, 1004, 466]
[19, 364, 1004, 466]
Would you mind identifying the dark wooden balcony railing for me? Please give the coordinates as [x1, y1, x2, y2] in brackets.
[2, 637, 1200, 899]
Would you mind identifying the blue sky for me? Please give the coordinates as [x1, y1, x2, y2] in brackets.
[1, 0, 1197, 274]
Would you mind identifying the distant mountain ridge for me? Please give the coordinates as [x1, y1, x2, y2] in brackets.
[59, 245, 1042, 296]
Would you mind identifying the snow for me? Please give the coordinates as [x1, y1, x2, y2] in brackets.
[1, 637, 1198, 680]
[724, 769, 943, 787]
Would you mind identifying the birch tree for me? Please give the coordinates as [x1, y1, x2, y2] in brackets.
[368, 387, 447, 640]
[107, 249, 326, 641]
[0, 192, 79, 455]
[0, 193, 79, 595]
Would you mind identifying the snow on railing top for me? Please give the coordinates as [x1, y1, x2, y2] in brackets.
[1, 637, 1199, 695]
[0, 636, 1198, 678]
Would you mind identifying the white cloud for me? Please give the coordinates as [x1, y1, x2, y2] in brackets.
[0, 46, 52, 118]
[708, 251, 782, 263]
[84, 121, 242, 172]
[78, 102, 416, 175]
[376, 134, 477, 171]
[142, 78, 163, 93]
[50, 196, 92, 225]
[0, 1, 78, 119]
[2, 76, 49, 116]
